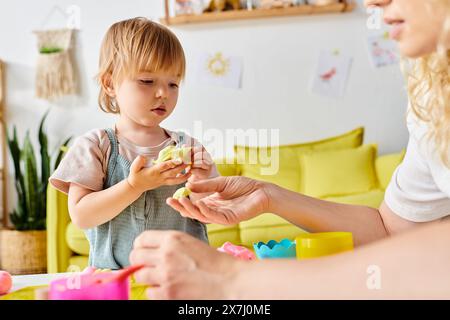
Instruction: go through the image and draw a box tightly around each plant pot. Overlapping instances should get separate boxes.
[0,229,47,275]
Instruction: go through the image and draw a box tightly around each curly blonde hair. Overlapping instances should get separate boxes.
[97,17,185,114]
[408,0,450,166]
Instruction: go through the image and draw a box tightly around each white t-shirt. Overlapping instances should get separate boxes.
[384,111,450,222]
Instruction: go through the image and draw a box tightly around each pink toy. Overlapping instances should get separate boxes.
[217,242,256,261]
[0,270,12,295]
[49,265,144,300]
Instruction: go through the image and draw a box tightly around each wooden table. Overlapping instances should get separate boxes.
[10,273,70,293]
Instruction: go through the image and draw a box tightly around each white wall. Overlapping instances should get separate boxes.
[0,0,409,219]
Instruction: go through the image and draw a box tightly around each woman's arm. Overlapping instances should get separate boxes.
[169,177,421,246]
[231,219,450,299]
[131,219,450,299]
[268,184,419,245]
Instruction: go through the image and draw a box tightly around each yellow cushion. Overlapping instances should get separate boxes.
[46,184,72,274]
[375,149,406,190]
[65,222,90,256]
[206,224,240,248]
[234,127,364,193]
[240,213,297,229]
[215,159,240,176]
[235,145,302,192]
[307,127,364,151]
[324,189,385,209]
[238,213,307,248]
[301,144,378,198]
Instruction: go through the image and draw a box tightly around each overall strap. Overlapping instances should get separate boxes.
[104,128,120,185]
[177,131,186,146]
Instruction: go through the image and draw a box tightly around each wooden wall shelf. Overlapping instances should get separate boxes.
[161,1,356,26]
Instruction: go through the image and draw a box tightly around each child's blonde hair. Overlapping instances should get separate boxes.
[408,0,450,166]
[97,17,186,113]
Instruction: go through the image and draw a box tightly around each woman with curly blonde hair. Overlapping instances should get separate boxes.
[130,0,450,299]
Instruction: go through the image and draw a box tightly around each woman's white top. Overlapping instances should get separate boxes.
[385,111,450,222]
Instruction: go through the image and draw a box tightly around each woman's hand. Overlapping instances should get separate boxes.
[166,176,273,225]
[127,155,191,194]
[130,230,240,299]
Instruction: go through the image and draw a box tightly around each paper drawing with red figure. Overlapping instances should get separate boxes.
[320,67,337,82]
[311,50,352,98]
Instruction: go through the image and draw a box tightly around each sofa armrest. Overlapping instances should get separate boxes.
[46,184,72,273]
[375,149,406,190]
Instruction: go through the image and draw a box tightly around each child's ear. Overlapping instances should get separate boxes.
[101,73,115,97]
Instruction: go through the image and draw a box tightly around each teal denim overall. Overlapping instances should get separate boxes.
[84,128,208,269]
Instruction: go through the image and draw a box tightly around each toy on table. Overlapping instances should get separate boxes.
[0,270,12,295]
[48,265,144,300]
[217,242,256,261]
[253,239,296,259]
[295,232,353,259]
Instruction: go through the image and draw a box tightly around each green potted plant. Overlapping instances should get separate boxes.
[0,111,70,275]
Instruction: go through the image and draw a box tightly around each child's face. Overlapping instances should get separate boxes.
[115,71,180,128]
[365,0,448,58]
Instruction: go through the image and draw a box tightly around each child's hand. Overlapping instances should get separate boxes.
[187,146,214,182]
[127,155,191,194]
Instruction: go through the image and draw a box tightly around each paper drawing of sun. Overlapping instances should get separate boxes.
[206,52,230,77]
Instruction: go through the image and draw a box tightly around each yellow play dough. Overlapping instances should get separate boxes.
[172,187,192,199]
[152,145,192,164]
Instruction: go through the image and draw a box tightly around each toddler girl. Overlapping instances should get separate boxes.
[50,17,218,269]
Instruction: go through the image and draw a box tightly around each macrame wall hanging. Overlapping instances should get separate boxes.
[33,28,77,100]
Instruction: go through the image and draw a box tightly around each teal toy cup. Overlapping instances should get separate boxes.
[253,239,296,259]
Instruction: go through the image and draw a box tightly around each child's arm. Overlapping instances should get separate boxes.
[68,180,142,229]
[68,155,190,229]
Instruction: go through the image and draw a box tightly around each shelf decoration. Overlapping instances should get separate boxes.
[174,0,208,15]
[205,0,241,12]
[162,0,356,26]
[259,0,297,9]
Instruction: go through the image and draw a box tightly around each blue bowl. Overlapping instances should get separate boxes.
[253,239,296,259]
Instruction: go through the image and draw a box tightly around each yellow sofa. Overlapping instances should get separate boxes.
[47,127,405,273]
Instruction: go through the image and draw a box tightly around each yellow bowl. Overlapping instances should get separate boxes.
[295,232,353,259]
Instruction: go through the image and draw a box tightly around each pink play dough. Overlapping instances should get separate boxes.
[0,271,12,295]
[217,242,256,261]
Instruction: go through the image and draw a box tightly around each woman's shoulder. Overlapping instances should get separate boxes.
[406,109,429,142]
[406,108,450,171]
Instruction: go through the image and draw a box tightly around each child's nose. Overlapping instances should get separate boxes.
[156,86,168,99]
